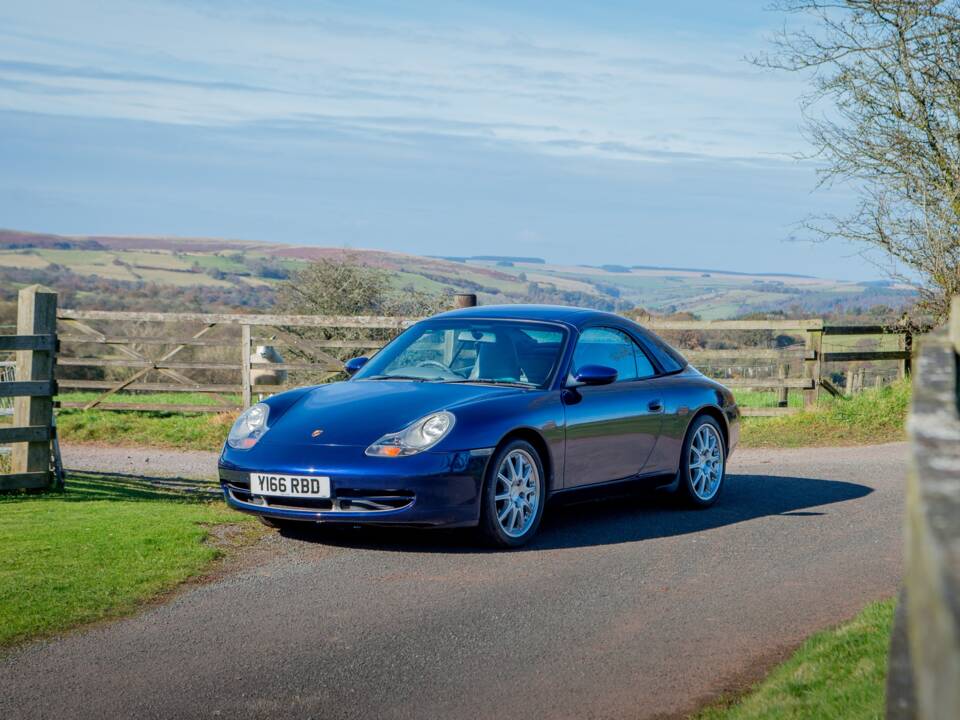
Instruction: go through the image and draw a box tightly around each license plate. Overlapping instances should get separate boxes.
[249,473,330,499]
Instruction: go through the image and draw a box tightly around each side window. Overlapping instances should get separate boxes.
[639,331,686,373]
[573,327,638,382]
[633,342,657,379]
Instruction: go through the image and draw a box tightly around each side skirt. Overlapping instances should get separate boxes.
[547,470,677,504]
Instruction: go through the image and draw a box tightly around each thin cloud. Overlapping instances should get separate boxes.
[0,0,807,162]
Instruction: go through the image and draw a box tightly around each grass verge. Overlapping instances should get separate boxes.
[58,390,242,407]
[740,380,910,448]
[0,473,260,649]
[696,599,895,720]
[56,408,233,451]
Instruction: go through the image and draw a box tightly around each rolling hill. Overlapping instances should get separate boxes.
[0,229,915,319]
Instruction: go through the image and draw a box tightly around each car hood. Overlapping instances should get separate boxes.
[266,380,522,447]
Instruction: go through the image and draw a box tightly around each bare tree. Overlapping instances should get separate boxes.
[279,254,446,318]
[277,254,446,378]
[279,254,392,317]
[758,0,960,320]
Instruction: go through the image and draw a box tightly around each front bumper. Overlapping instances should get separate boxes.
[219,444,492,527]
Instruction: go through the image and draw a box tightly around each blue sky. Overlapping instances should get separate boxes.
[0,1,878,280]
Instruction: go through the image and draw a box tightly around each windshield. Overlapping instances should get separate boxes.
[353,320,567,388]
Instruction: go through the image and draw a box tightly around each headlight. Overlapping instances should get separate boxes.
[365,411,455,457]
[227,402,271,449]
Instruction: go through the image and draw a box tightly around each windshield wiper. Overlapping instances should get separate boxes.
[360,374,430,382]
[439,379,537,388]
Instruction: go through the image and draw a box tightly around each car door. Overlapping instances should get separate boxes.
[562,326,665,488]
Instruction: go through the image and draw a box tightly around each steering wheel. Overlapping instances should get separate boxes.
[416,360,464,379]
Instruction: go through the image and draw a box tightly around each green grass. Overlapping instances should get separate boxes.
[696,599,895,720]
[56,408,233,450]
[740,380,910,448]
[59,390,241,407]
[734,390,804,409]
[0,473,260,648]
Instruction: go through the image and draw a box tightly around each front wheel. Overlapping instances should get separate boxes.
[677,416,726,507]
[479,440,546,548]
[258,515,306,531]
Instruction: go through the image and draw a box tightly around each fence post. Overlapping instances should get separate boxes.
[804,327,823,408]
[900,330,914,380]
[241,324,251,409]
[777,363,789,407]
[846,363,864,395]
[11,285,57,490]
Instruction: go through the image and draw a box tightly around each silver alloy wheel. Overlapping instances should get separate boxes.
[494,448,541,538]
[689,423,724,501]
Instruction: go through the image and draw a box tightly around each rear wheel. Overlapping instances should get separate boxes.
[479,440,545,548]
[677,416,726,507]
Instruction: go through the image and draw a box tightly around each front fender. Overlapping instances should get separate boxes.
[437,390,566,490]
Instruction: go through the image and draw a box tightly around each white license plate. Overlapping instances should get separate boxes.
[250,473,330,499]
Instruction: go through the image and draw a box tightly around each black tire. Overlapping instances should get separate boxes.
[258,515,307,531]
[676,415,726,508]
[479,439,546,548]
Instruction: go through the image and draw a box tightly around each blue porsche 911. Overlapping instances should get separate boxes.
[219,304,739,547]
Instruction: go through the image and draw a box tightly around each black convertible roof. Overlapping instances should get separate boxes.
[433,304,620,328]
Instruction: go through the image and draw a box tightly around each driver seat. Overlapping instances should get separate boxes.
[470,333,521,382]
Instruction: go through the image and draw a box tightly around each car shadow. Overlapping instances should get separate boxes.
[277,472,873,552]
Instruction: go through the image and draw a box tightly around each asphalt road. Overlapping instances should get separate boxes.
[2,443,906,720]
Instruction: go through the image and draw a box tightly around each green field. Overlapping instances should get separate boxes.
[183,251,254,274]
[697,599,895,719]
[388,269,455,294]
[0,473,260,648]
[113,250,193,270]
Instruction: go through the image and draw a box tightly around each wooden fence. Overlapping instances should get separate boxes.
[45,307,913,417]
[0,285,59,491]
[644,317,912,415]
[886,297,960,720]
[55,308,416,412]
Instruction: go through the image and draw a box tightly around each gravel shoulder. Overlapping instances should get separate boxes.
[61,444,221,481]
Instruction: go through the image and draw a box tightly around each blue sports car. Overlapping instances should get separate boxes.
[219,305,739,547]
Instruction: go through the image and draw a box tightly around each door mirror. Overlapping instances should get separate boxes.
[344,356,369,376]
[571,364,618,386]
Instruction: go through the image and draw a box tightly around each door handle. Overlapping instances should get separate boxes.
[648,399,663,413]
